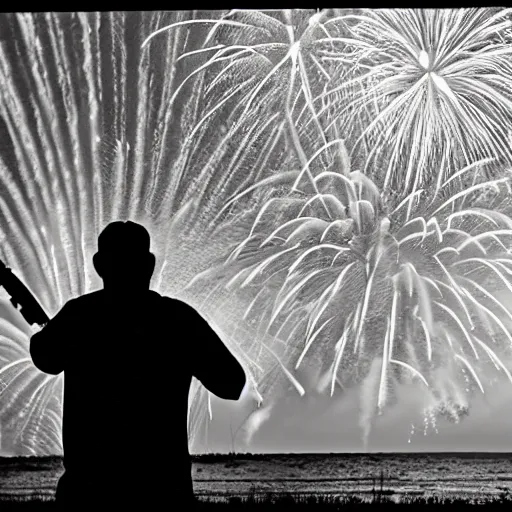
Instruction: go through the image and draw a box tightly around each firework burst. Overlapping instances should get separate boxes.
[314,8,512,196]
[192,137,512,442]
[143,9,363,176]
[0,11,274,455]
[2,8,512,455]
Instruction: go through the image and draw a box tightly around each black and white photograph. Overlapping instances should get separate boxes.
[1,8,512,509]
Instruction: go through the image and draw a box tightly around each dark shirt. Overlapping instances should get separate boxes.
[30,289,246,506]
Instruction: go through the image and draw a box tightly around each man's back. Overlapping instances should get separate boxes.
[30,288,246,506]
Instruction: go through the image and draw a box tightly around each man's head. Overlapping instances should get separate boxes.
[93,221,156,293]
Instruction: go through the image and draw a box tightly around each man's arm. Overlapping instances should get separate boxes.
[30,300,75,375]
[185,303,246,401]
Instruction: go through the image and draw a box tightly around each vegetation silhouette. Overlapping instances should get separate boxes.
[3,493,512,509]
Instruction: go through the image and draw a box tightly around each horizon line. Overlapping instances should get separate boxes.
[3,450,512,459]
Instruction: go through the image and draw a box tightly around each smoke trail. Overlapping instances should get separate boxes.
[359,357,382,452]
[243,401,275,445]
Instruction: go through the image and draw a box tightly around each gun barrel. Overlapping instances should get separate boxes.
[0,259,50,327]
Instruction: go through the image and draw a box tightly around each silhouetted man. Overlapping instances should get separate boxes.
[30,221,246,508]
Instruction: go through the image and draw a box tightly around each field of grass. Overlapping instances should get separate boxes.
[3,453,512,507]
[194,452,512,500]
[3,493,512,510]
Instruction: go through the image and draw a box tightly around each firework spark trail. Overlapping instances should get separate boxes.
[0,11,192,454]
[0,11,288,455]
[143,9,360,192]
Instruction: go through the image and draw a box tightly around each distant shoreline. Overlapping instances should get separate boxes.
[2,451,512,463]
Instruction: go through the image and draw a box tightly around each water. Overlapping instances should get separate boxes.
[1,453,512,502]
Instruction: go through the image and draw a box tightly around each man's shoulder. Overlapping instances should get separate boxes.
[63,291,202,318]
[156,294,197,316]
[66,290,103,307]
